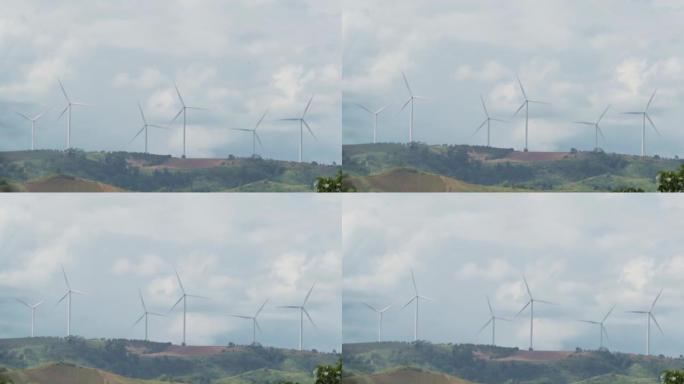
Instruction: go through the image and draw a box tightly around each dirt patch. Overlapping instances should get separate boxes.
[490,350,578,362]
[130,158,229,170]
[499,151,574,163]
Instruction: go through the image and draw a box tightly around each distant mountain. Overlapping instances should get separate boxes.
[0,337,338,384]
[342,341,682,384]
[0,150,339,192]
[343,143,684,192]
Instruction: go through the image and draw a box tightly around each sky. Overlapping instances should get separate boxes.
[343,194,684,357]
[343,0,684,158]
[0,194,342,352]
[0,1,340,164]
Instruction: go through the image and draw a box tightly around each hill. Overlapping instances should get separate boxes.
[0,337,338,384]
[342,341,682,384]
[342,143,684,192]
[343,367,474,384]
[0,362,170,384]
[0,150,339,192]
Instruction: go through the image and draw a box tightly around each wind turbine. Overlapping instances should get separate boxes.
[131,102,167,154]
[474,96,505,147]
[627,289,664,356]
[574,105,610,152]
[399,72,426,143]
[513,77,549,152]
[623,90,660,157]
[478,296,510,346]
[279,95,316,163]
[578,304,615,350]
[15,299,43,337]
[230,110,268,157]
[169,270,208,346]
[356,103,389,144]
[401,269,433,342]
[57,79,89,149]
[15,109,49,150]
[279,283,316,351]
[230,299,269,345]
[515,276,553,351]
[56,265,85,337]
[362,302,392,342]
[134,289,164,342]
[170,83,206,159]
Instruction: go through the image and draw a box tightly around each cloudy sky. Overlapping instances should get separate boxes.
[343,194,684,356]
[0,1,340,163]
[343,0,684,158]
[0,195,341,352]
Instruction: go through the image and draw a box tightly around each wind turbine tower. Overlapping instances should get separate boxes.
[16,299,43,337]
[280,95,316,162]
[573,105,610,151]
[579,304,615,350]
[171,83,206,159]
[478,296,510,346]
[628,289,664,355]
[230,110,268,157]
[515,276,553,351]
[401,269,433,341]
[57,80,89,149]
[169,270,208,346]
[624,90,660,157]
[363,302,392,342]
[134,289,164,341]
[356,104,389,144]
[399,72,426,143]
[280,283,316,351]
[513,77,549,152]
[230,299,269,345]
[475,96,505,147]
[16,109,49,150]
[56,265,85,337]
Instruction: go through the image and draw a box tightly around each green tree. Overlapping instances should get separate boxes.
[280,360,342,384]
[662,370,684,383]
[658,165,684,192]
[315,171,355,192]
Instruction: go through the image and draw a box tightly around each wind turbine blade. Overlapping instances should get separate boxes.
[399,98,412,113]
[646,114,661,136]
[279,118,301,121]
[602,304,616,323]
[35,109,51,121]
[651,313,664,335]
[255,299,269,318]
[597,105,611,124]
[148,312,165,317]
[355,103,373,114]
[186,294,209,300]
[375,104,390,114]
[186,106,207,110]
[522,276,532,298]
[578,320,600,325]
[362,302,379,312]
[70,102,90,107]
[302,94,314,118]
[174,83,185,106]
[646,89,657,110]
[401,296,417,310]
[148,124,168,130]
[515,301,531,318]
[651,289,663,311]
[130,126,146,144]
[56,292,69,305]
[70,289,86,295]
[473,119,487,135]
[169,296,184,312]
[61,266,71,290]
[255,319,263,333]
[302,120,317,140]
[487,296,494,317]
[15,298,30,308]
[480,95,489,117]
[401,72,413,96]
[15,111,30,120]
[279,305,300,309]
[137,102,147,124]
[602,326,610,342]
[57,105,69,120]
[230,314,252,320]
[513,102,526,117]
[303,308,317,328]
[410,269,418,294]
[174,269,185,293]
[303,283,316,306]
[573,121,595,126]
[58,79,70,102]
[535,299,555,305]
[33,301,44,308]
[379,305,392,313]
[528,100,550,105]
[517,77,527,99]
[623,112,643,115]
[598,126,607,142]
[255,110,268,130]
[254,132,263,148]
[138,289,147,312]
[133,313,145,326]
[477,318,493,335]
[418,295,435,302]
[626,310,648,314]
[170,108,184,124]
[230,128,253,132]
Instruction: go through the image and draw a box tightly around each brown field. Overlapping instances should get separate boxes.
[129,157,228,170]
[488,350,581,362]
[0,363,167,384]
[497,151,574,162]
[24,175,124,192]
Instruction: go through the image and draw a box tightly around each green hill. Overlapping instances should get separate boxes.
[342,341,683,384]
[343,367,474,384]
[0,337,338,384]
[342,143,683,192]
[0,150,339,192]
[0,362,171,384]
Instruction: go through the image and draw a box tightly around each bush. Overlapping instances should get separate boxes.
[658,165,684,192]
[662,370,684,383]
[315,171,355,192]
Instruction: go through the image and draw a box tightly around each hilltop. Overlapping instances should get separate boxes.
[0,150,339,192]
[342,143,684,192]
[0,337,338,383]
[342,341,684,383]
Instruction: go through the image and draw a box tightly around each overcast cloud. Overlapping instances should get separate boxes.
[0,194,341,352]
[0,1,340,163]
[343,194,684,356]
[343,0,684,158]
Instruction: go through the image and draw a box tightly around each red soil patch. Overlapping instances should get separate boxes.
[491,350,577,362]
[129,158,229,170]
[501,151,574,162]
[136,345,241,357]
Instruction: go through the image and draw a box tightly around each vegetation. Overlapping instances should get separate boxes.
[315,171,355,192]
[343,143,684,192]
[280,360,342,384]
[662,370,684,383]
[0,150,339,192]
[658,165,684,192]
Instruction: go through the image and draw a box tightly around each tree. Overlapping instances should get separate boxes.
[315,171,356,192]
[658,165,684,192]
[280,360,342,384]
[662,370,684,383]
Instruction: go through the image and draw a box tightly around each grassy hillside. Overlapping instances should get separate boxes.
[0,362,171,384]
[0,337,338,384]
[343,341,683,384]
[343,367,474,384]
[0,150,339,192]
[343,143,683,192]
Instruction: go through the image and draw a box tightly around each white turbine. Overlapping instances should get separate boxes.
[574,105,610,152]
[401,269,433,342]
[280,95,316,163]
[170,83,206,159]
[578,304,615,350]
[15,109,49,150]
[627,289,664,356]
[513,77,549,152]
[131,102,167,154]
[515,276,553,351]
[474,96,505,147]
[279,283,316,351]
[362,302,391,342]
[15,299,43,337]
[56,265,85,337]
[356,104,389,144]
[57,79,89,150]
[230,110,268,157]
[169,270,209,346]
[399,72,426,143]
[477,296,510,346]
[623,90,660,157]
[134,289,164,342]
[230,299,269,345]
